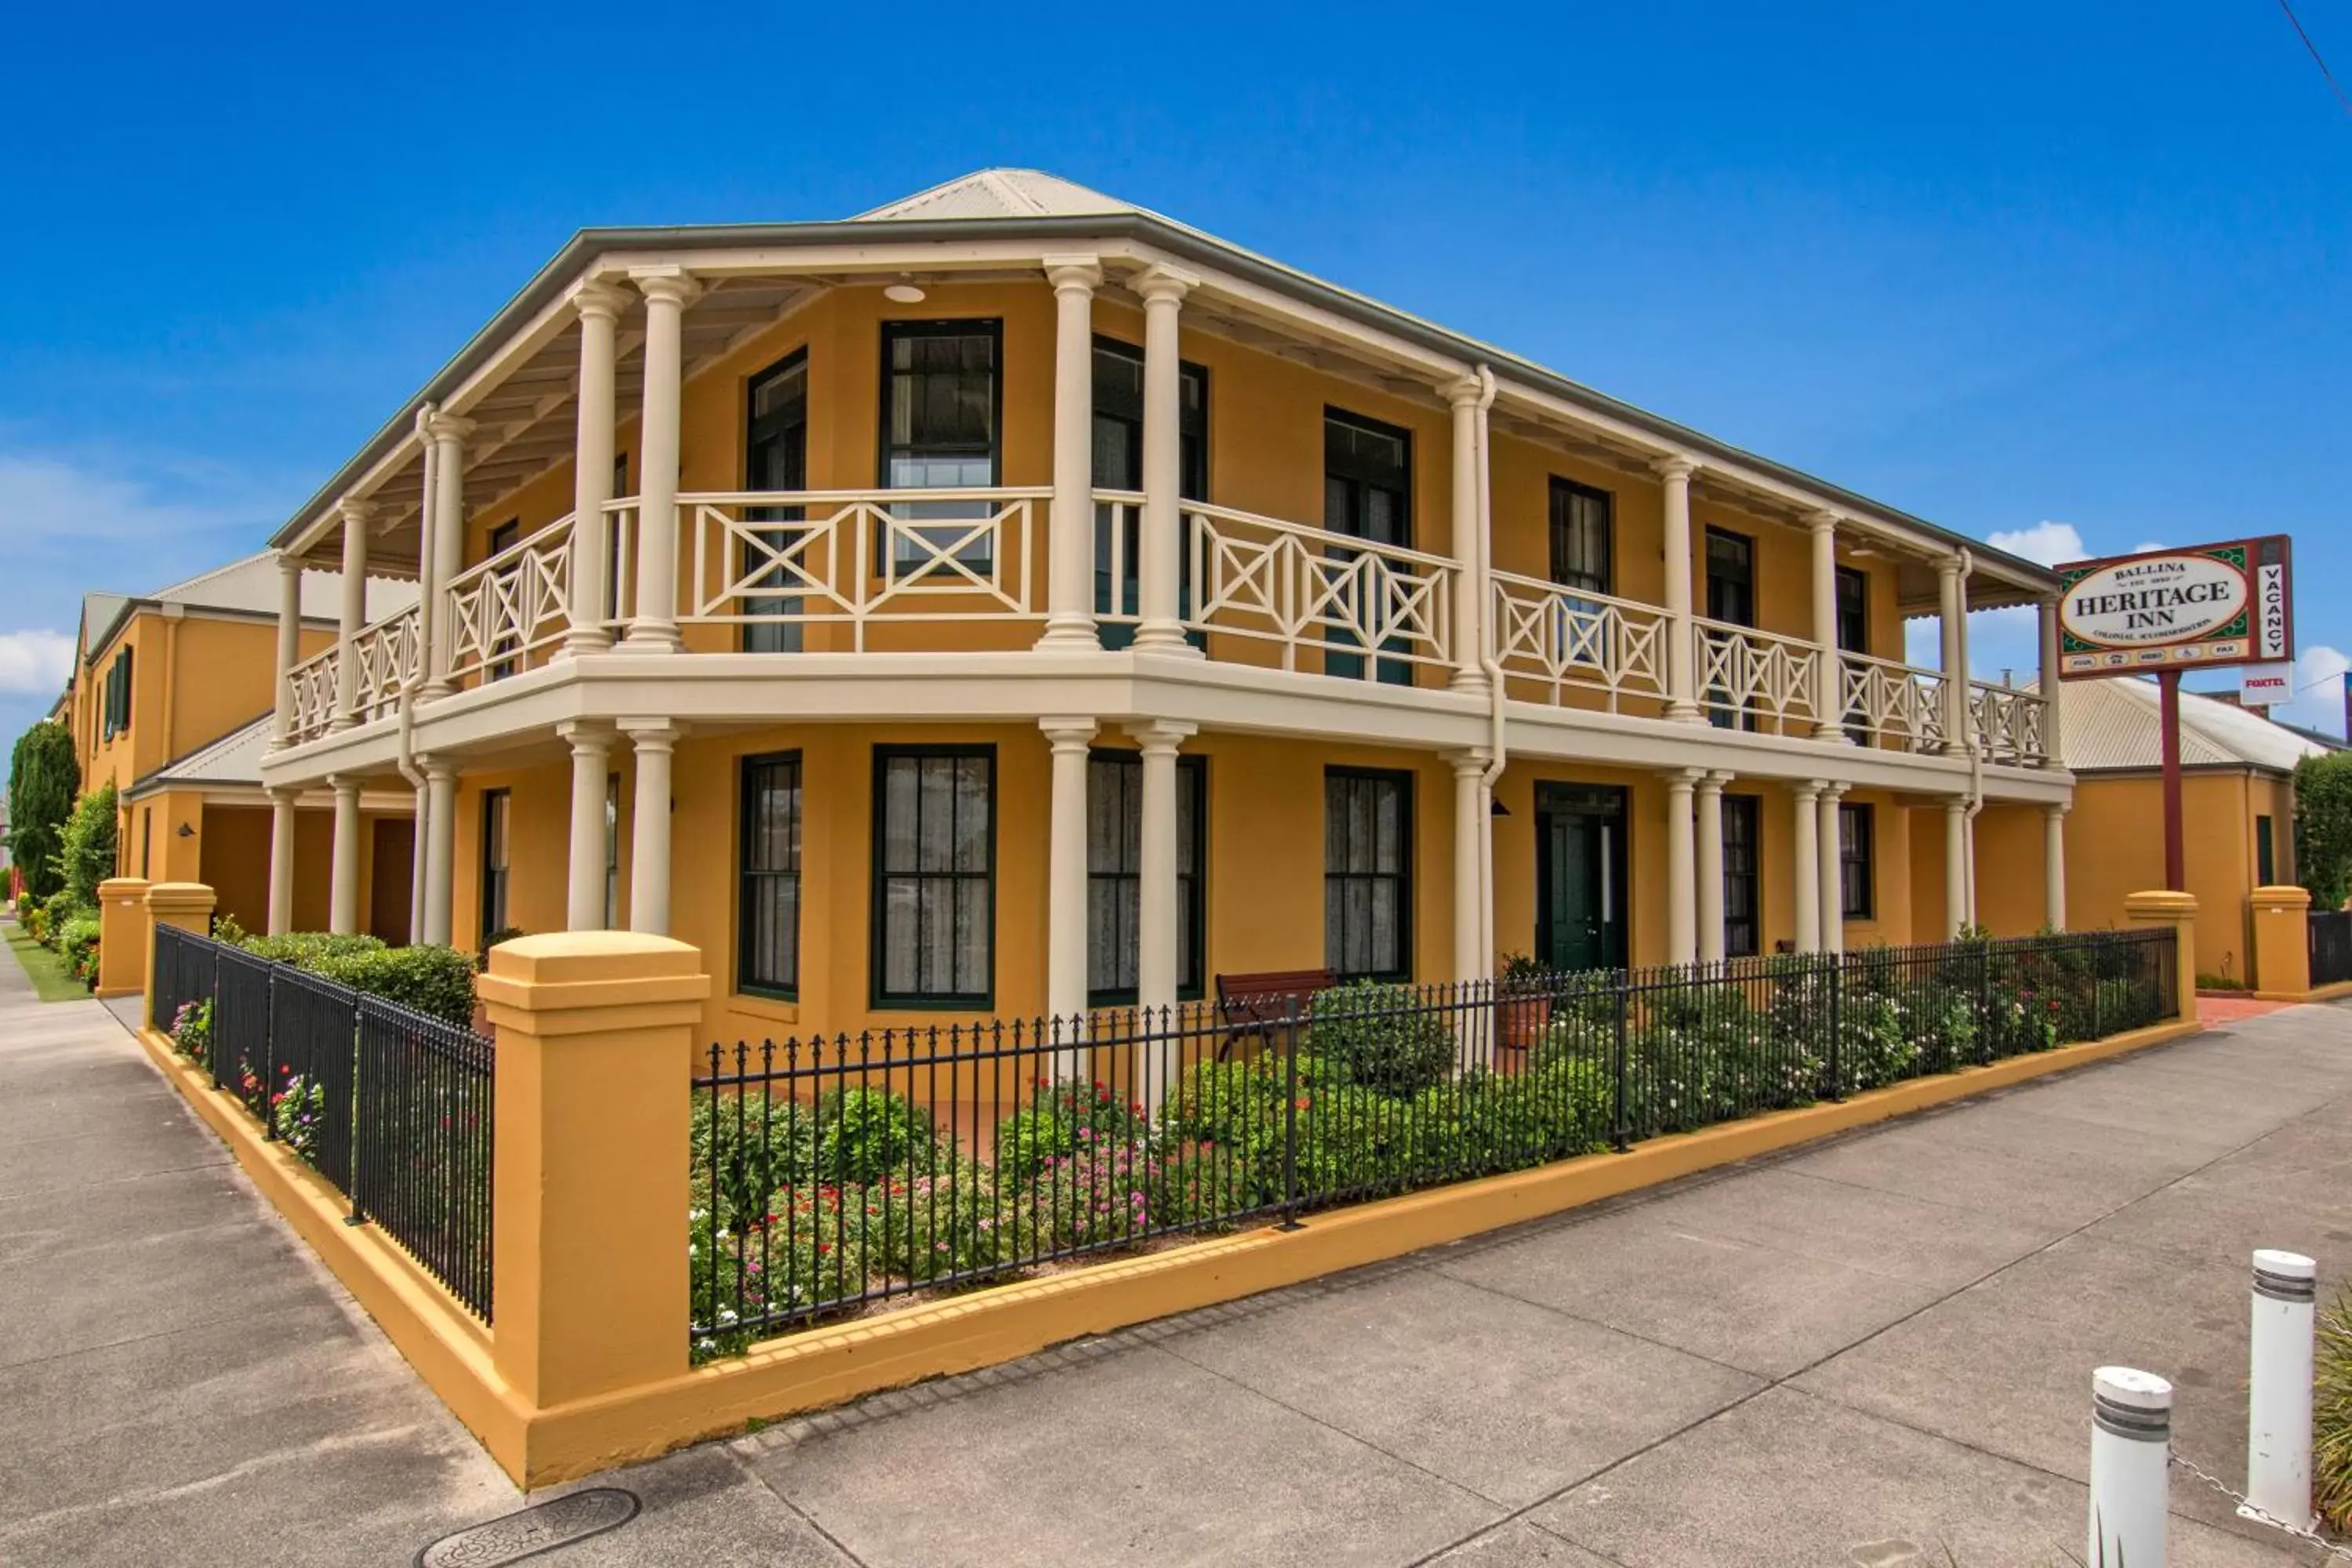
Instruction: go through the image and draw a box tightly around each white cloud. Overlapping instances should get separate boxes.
[1984,521,2085,568]
[0,629,73,695]
[0,452,278,552]
[2265,644,2350,739]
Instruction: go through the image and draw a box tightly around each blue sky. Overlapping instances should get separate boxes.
[4,0,2347,746]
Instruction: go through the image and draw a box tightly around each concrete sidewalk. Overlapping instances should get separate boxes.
[3,933,2347,1565]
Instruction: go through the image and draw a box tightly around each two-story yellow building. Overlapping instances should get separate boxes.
[63,554,416,935]
[252,169,2073,1044]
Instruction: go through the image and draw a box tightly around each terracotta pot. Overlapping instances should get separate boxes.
[1499,996,1552,1052]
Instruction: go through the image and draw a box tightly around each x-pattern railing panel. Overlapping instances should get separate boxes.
[1696,618,1819,727]
[1490,572,1668,709]
[350,607,422,722]
[1185,503,1454,673]
[445,517,577,683]
[285,648,339,743]
[1838,654,1947,753]
[1969,682,2047,765]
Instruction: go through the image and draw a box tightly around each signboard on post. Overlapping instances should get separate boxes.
[2240,663,2293,709]
[2055,536,2293,677]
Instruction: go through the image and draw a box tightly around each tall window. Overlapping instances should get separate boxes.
[479,789,511,941]
[1837,564,1871,742]
[485,518,521,681]
[738,753,803,997]
[1086,752,1207,1004]
[102,647,132,740]
[1548,478,1613,595]
[1704,528,1756,731]
[1325,768,1412,980]
[604,773,621,931]
[1323,409,1414,684]
[880,320,1000,575]
[742,350,809,652]
[873,747,995,1006]
[1839,801,1875,921]
[1092,336,1208,645]
[1722,794,1760,958]
[2257,813,2277,887]
[139,807,151,878]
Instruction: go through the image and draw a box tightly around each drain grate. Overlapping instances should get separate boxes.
[415,1487,641,1567]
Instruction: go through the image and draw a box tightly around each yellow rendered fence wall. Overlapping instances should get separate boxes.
[2065,771,2283,984]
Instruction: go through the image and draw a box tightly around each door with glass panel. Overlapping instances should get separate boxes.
[880,321,999,588]
[1323,409,1413,684]
[1536,782,1627,975]
[1704,526,1756,729]
[485,518,520,680]
[1721,794,1760,957]
[1548,478,1614,684]
[1835,564,1870,743]
[742,351,808,652]
[1091,337,1207,648]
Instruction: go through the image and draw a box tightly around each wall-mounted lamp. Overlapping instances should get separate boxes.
[176,822,195,838]
[883,281,927,304]
[1490,799,1512,818]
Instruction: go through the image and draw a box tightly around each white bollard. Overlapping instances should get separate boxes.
[2089,1366,2172,1568]
[2244,1248,2320,1533]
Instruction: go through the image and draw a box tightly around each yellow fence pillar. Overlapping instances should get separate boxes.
[94,877,152,998]
[2124,889,2200,1022]
[476,932,710,1415]
[141,882,216,1029]
[2249,884,2312,1000]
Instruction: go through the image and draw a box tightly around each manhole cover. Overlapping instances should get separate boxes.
[415,1487,641,1567]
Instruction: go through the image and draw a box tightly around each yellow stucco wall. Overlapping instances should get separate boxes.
[2063,769,2296,987]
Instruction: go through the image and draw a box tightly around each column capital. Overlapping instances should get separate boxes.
[1665,766,1704,791]
[274,548,304,581]
[567,278,633,321]
[1125,719,1197,753]
[2043,800,2070,819]
[1443,746,1494,778]
[1043,254,1104,292]
[423,410,476,445]
[1815,780,1849,802]
[1040,716,1098,752]
[336,496,376,531]
[1694,770,1730,797]
[420,753,459,782]
[1936,554,1964,583]
[1131,262,1199,303]
[1651,454,1700,483]
[629,266,702,309]
[327,772,361,797]
[556,718,615,750]
[1443,372,1486,408]
[1806,509,1841,535]
[619,717,683,749]
[412,401,440,441]
[266,784,299,807]
[1792,778,1826,803]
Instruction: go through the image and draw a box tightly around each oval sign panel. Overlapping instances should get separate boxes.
[2060,553,2250,650]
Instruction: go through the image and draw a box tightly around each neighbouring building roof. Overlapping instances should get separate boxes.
[79,552,418,662]
[2058,676,2336,775]
[856,169,1145,223]
[126,713,274,796]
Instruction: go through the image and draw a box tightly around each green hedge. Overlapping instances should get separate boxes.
[216,920,477,1029]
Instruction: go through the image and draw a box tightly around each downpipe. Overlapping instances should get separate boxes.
[1469,366,1504,972]
[1955,547,1984,928]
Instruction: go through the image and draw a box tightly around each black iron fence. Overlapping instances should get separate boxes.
[151,923,495,1322]
[691,927,2175,1352]
[2311,909,2352,989]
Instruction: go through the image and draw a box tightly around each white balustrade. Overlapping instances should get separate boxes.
[1694,619,1820,730]
[1970,681,2049,765]
[677,488,1047,649]
[445,515,579,684]
[1182,501,1455,675]
[1839,653,1947,753]
[1490,571,1668,710]
[349,606,422,723]
[285,647,339,744]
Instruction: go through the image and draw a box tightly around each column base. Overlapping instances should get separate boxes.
[1810,724,1852,743]
[1131,623,1203,658]
[1666,702,1705,724]
[615,626,683,654]
[1447,670,1492,695]
[555,633,616,661]
[1034,617,1103,652]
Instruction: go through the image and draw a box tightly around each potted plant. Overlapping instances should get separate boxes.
[1495,952,1552,1052]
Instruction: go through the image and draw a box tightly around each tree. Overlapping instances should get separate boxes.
[5,721,78,900]
[2295,750,2352,911]
[56,781,118,909]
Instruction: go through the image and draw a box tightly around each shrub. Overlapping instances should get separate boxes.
[5,720,77,901]
[2319,1283,2352,1532]
[691,1086,815,1225]
[1017,1136,1163,1251]
[690,1186,869,1359]
[2297,750,2352,911]
[1303,979,1455,1095]
[56,782,117,909]
[270,1070,328,1162]
[219,925,477,1029]
[477,926,526,969]
[169,999,212,1058]
[851,1160,1009,1283]
[993,1080,1149,1185]
[812,1087,939,1186]
[56,915,100,985]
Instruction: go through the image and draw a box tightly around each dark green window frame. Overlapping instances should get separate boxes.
[1085,750,1208,1006]
[1325,766,1414,982]
[1548,477,1613,596]
[2256,813,2277,887]
[877,318,1004,578]
[1722,793,1761,958]
[737,751,804,1000]
[1839,801,1876,921]
[870,744,997,1009]
[479,788,512,942]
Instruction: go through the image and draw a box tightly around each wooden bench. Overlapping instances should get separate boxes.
[1213,967,1334,1060]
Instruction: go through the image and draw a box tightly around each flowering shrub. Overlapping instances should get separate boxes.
[271,1070,328,1161]
[56,915,100,985]
[1303,980,1455,1094]
[169,999,212,1058]
[993,1080,1149,1185]
[813,1087,938,1186]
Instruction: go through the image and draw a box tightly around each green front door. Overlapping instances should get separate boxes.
[1536,783,1628,974]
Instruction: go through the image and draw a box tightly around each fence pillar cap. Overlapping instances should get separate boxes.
[144,881,216,916]
[96,877,151,906]
[477,931,710,1033]
[2122,890,2199,921]
[2250,884,2312,909]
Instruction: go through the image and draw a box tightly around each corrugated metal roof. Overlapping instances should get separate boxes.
[128,712,273,794]
[2056,676,2333,774]
[856,169,1142,222]
[80,553,419,661]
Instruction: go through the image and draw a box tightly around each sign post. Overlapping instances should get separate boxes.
[2057,536,2294,895]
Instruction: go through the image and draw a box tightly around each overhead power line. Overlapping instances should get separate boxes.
[2277,0,2352,118]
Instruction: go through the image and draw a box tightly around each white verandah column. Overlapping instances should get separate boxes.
[1038,257,1102,652]
[1817,784,1849,954]
[331,501,372,730]
[624,720,680,934]
[1446,376,1490,695]
[1131,265,1199,656]
[1130,720,1195,1017]
[2044,803,2068,931]
[1791,780,1823,953]
[561,720,614,931]
[1449,750,1490,986]
[423,413,472,697]
[1938,557,1967,755]
[423,757,458,946]
[1809,511,1846,741]
[1944,795,1970,938]
[270,551,302,750]
[565,281,630,656]
[1041,718,1098,1062]
[622,268,698,653]
[1657,457,1702,723]
[267,786,297,936]
[328,775,361,935]
[1665,768,1700,964]
[1696,771,1729,964]
[2038,593,2064,766]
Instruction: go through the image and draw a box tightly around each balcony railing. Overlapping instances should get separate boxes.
[1694,619,1820,733]
[677,488,1047,647]
[274,485,2053,768]
[1490,572,1668,710]
[1839,653,1946,754]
